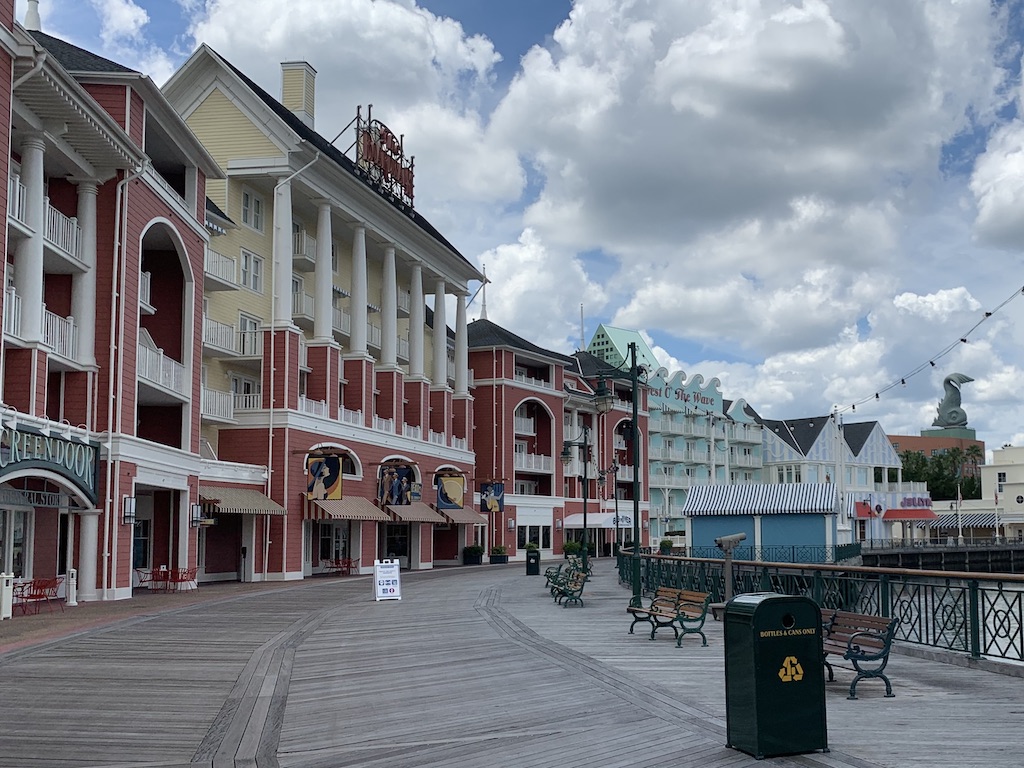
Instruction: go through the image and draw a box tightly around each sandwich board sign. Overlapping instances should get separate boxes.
[374,559,402,601]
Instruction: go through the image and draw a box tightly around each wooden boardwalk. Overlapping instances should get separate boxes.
[0,562,1022,767]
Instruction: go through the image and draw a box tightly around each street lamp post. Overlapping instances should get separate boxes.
[561,425,592,573]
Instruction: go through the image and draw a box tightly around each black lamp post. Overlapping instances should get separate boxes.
[560,425,592,572]
[599,462,620,548]
[594,341,644,604]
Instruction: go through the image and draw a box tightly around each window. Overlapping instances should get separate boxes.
[241,188,264,231]
[998,472,1007,483]
[331,241,339,273]
[238,313,261,355]
[240,249,263,293]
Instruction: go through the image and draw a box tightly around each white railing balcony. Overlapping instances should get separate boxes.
[332,306,351,334]
[200,386,234,420]
[203,315,237,353]
[397,288,411,314]
[139,271,152,308]
[451,435,467,451]
[238,329,262,356]
[373,415,394,433]
[234,393,262,411]
[397,333,410,360]
[339,406,363,425]
[875,481,929,494]
[205,249,238,285]
[513,371,553,389]
[44,198,81,258]
[137,344,186,396]
[8,174,25,223]
[733,454,762,468]
[429,430,446,446]
[43,308,77,359]
[293,231,316,263]
[514,452,553,472]
[684,449,710,463]
[4,286,21,338]
[299,339,308,369]
[403,423,422,440]
[291,291,314,318]
[299,395,327,418]
[650,473,691,489]
[616,465,635,482]
[514,416,536,435]
[367,322,382,348]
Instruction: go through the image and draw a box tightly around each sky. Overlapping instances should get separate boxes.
[23,0,1024,454]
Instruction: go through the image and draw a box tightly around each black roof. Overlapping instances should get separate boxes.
[205,197,233,224]
[468,319,575,366]
[757,415,880,457]
[842,422,876,457]
[214,49,469,266]
[30,31,137,74]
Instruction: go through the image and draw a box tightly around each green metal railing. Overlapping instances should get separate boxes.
[617,550,1024,662]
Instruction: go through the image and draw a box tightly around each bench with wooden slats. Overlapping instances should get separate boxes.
[821,609,899,699]
[627,588,711,647]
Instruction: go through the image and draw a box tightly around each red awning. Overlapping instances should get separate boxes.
[854,501,874,519]
[883,508,938,521]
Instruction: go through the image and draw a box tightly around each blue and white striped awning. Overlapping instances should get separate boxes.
[680,483,837,516]
[917,512,997,529]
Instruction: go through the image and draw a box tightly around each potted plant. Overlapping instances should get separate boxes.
[489,545,509,564]
[562,540,581,558]
[659,538,673,555]
[524,541,539,550]
[463,544,484,565]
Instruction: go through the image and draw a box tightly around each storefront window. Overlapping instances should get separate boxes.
[12,510,25,578]
[133,519,151,569]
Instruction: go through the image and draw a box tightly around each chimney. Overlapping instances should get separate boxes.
[25,0,41,31]
[281,61,316,129]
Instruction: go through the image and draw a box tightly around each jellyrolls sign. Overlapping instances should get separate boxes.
[0,426,99,505]
[435,473,465,510]
[306,454,342,500]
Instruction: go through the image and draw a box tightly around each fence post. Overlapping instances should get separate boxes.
[880,574,890,618]
[969,580,982,660]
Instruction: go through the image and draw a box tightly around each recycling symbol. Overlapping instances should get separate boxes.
[778,656,804,682]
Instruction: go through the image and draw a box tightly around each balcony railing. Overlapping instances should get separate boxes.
[514,416,536,435]
[332,306,351,334]
[4,287,21,338]
[292,291,314,318]
[451,436,468,451]
[8,174,25,223]
[298,395,327,418]
[514,452,553,472]
[397,288,411,314]
[200,386,234,420]
[373,415,394,433]
[43,308,77,359]
[205,249,238,285]
[403,423,422,440]
[397,334,410,360]
[234,393,262,411]
[367,322,382,348]
[513,371,553,389]
[650,473,691,489]
[339,406,363,425]
[429,430,446,446]
[137,344,186,396]
[238,330,262,356]
[293,231,316,263]
[44,199,81,258]
[139,271,152,308]
[203,315,236,353]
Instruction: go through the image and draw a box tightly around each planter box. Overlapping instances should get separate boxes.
[489,554,509,564]
[463,553,483,565]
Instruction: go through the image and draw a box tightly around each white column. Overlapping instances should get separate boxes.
[14,134,45,342]
[350,225,368,354]
[273,178,293,325]
[432,279,447,387]
[381,245,398,368]
[314,201,333,340]
[77,512,99,602]
[409,263,424,377]
[454,293,468,395]
[71,180,98,366]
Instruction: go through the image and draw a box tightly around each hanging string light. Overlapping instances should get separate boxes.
[834,284,1024,415]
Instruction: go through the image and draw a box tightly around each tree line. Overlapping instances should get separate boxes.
[898,444,984,502]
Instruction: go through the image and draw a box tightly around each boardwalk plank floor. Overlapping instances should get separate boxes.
[1,562,1022,767]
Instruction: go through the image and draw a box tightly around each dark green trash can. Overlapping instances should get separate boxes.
[724,593,828,759]
[525,549,541,575]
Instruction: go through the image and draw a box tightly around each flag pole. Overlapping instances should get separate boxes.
[956,482,964,546]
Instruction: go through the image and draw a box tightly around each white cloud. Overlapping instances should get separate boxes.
[90,0,148,43]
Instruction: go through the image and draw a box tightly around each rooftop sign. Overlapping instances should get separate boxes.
[355,105,414,208]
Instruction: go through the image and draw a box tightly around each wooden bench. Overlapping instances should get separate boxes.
[13,576,64,615]
[821,609,899,699]
[550,565,589,608]
[627,588,711,647]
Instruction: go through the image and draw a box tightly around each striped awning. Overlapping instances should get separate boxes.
[919,512,998,529]
[680,483,836,516]
[388,502,447,523]
[199,486,286,515]
[439,506,488,525]
[306,498,390,521]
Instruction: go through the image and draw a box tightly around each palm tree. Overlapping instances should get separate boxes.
[965,444,984,476]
